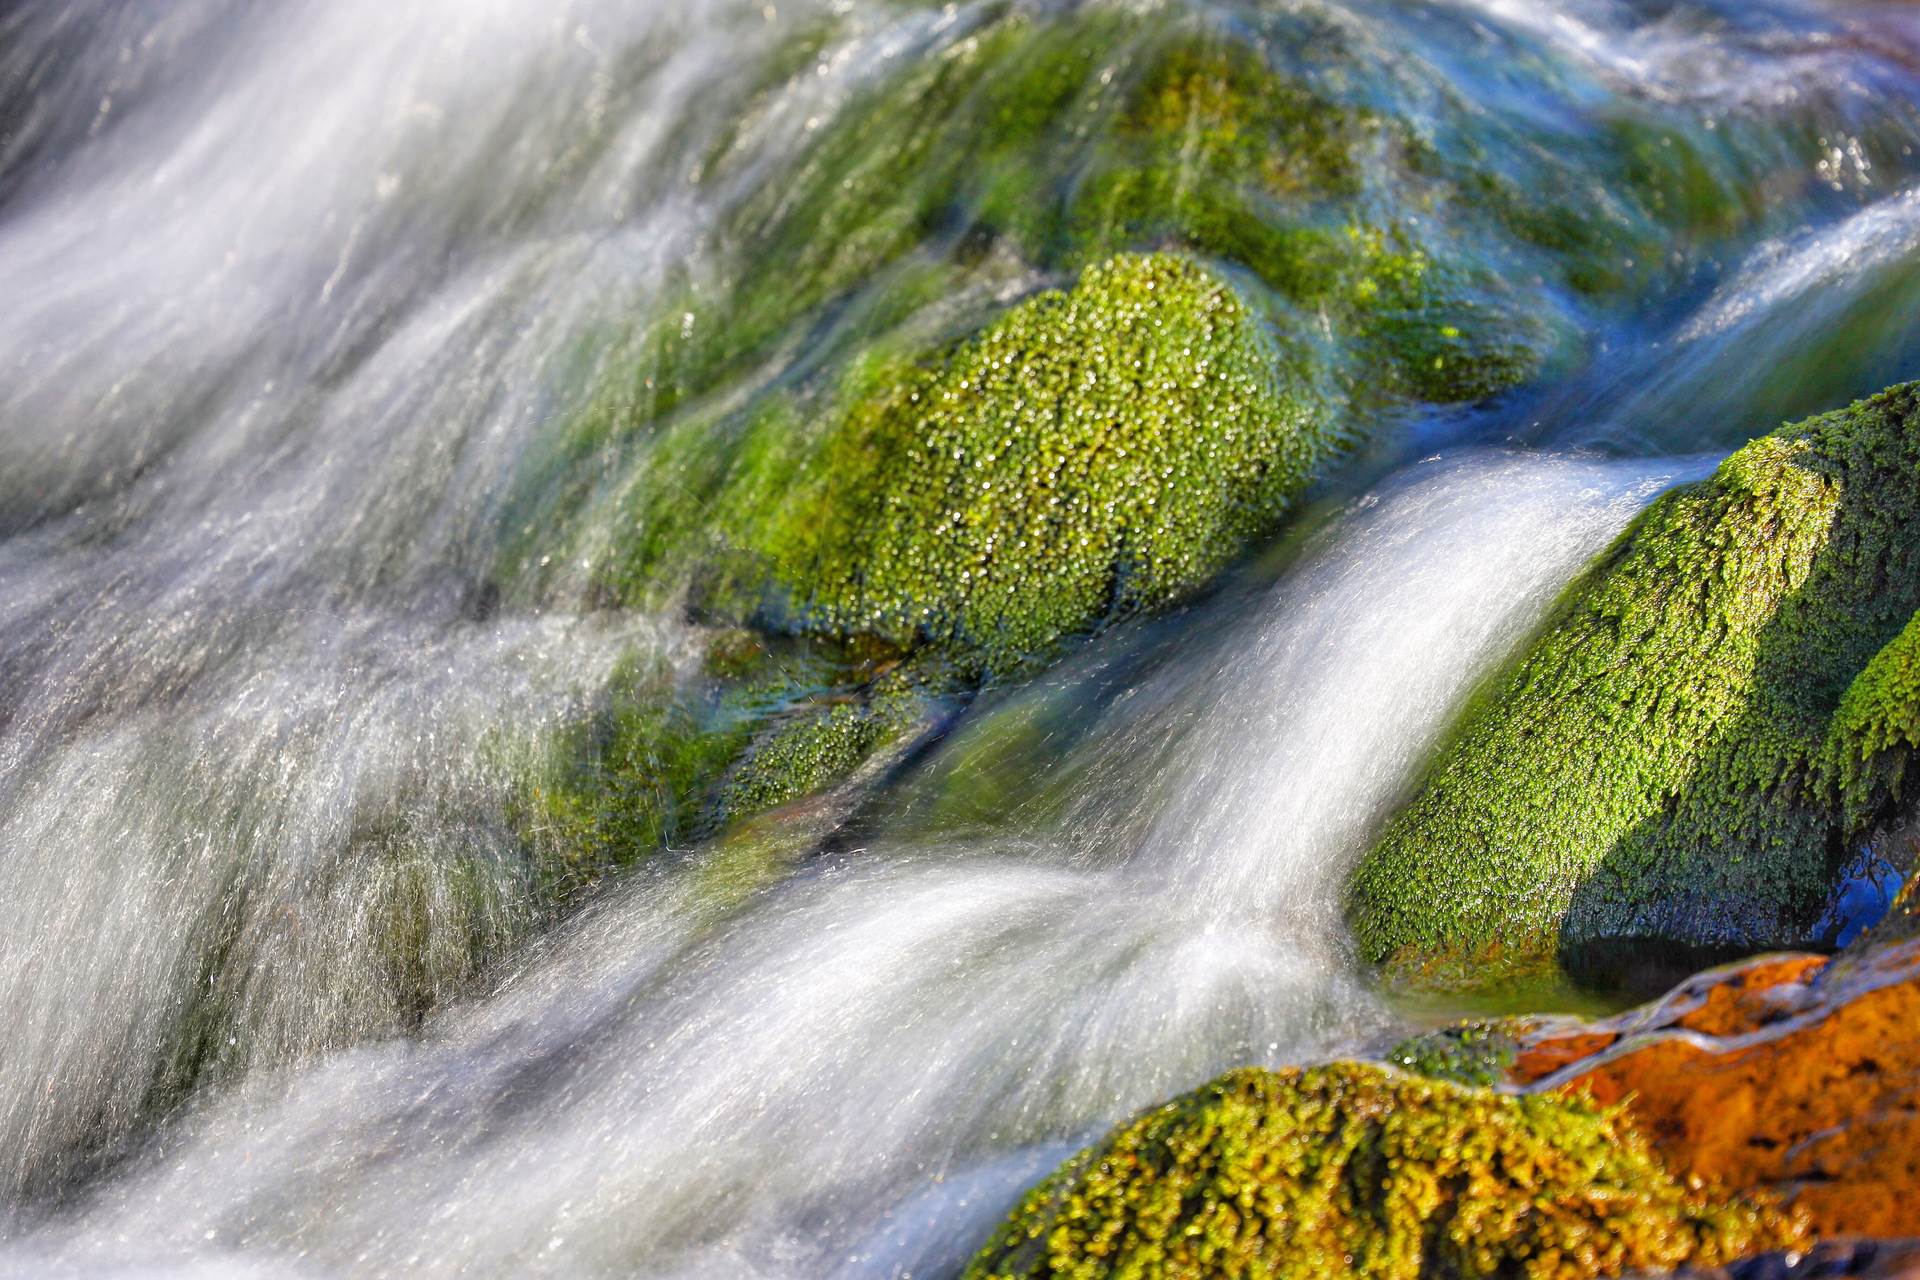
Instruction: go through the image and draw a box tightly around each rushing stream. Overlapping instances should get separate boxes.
[3,451,1679,1279]
[3,0,1920,1276]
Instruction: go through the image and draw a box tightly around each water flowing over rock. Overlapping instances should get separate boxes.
[6,0,1920,1275]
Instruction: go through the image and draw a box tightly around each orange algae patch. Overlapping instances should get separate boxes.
[1513,939,1920,1237]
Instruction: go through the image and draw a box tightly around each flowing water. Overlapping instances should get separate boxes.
[2,1,1918,1276]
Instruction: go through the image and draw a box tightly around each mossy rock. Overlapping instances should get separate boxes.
[495,1,1832,876]
[511,659,750,904]
[519,252,1327,868]
[1350,381,1920,978]
[568,252,1334,669]
[964,1062,1800,1280]
[762,252,1334,671]
[1386,1020,1520,1088]
[506,3,1827,633]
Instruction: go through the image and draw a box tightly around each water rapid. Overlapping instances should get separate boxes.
[4,0,1920,1275]
[3,452,1677,1278]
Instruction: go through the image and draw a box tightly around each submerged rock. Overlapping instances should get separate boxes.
[1506,935,1920,1240]
[964,1061,1799,1280]
[1350,381,1920,978]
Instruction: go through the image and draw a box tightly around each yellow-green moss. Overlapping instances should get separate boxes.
[767,253,1331,670]
[965,1062,1800,1280]
[1350,382,1920,976]
[1387,1021,1520,1088]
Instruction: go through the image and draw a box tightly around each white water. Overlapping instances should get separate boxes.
[2,0,1918,1274]
[1,452,1675,1279]
[0,0,909,1202]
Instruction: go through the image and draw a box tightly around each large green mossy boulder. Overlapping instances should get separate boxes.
[538,253,1336,671]
[1350,382,1920,979]
[964,1062,1798,1280]
[753,253,1331,669]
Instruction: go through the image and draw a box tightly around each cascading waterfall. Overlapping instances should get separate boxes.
[4,0,1920,1276]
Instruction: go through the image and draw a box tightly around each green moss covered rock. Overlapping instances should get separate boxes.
[767,253,1330,669]
[1386,1020,1521,1088]
[577,251,1334,676]
[1350,382,1920,977]
[965,1062,1799,1280]
[718,664,939,819]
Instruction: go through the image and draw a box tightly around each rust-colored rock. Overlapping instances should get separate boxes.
[1510,938,1920,1238]
[1509,953,1829,1086]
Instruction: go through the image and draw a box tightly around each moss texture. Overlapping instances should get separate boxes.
[568,251,1332,678]
[719,667,936,818]
[965,1062,1800,1280]
[1387,1021,1520,1089]
[1350,382,1920,977]
[767,253,1330,670]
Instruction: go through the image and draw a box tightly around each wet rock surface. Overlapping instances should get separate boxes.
[1509,936,1920,1238]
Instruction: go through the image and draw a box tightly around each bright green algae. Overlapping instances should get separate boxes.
[765,253,1328,670]
[1350,381,1920,978]
[964,1062,1799,1280]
